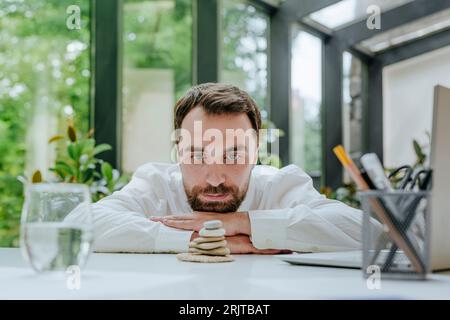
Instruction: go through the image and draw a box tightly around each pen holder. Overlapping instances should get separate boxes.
[358,190,430,280]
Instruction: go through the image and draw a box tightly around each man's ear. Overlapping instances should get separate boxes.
[172,128,192,165]
[171,142,180,163]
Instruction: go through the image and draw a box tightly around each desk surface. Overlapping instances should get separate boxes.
[1,248,450,299]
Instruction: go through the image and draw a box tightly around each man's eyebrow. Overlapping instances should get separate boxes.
[183,146,203,152]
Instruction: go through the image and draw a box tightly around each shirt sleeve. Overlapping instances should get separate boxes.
[247,165,383,252]
[66,165,193,253]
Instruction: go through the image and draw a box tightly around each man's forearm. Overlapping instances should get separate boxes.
[152,211,252,236]
[230,212,251,235]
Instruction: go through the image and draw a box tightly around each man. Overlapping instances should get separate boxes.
[86,83,365,254]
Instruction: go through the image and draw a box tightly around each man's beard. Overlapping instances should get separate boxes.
[185,183,247,213]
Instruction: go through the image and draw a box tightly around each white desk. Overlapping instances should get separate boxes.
[1,248,450,299]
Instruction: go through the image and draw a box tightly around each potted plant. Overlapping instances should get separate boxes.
[28,124,129,202]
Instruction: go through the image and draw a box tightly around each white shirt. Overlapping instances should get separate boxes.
[79,163,368,253]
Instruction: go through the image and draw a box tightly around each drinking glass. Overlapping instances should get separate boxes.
[20,183,93,273]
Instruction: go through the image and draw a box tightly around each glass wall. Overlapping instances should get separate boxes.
[342,51,363,160]
[0,0,91,247]
[290,28,322,175]
[219,0,270,117]
[121,0,192,172]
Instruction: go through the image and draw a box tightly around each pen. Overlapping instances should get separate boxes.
[333,145,424,273]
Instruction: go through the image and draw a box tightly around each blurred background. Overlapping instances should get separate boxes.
[1,0,450,246]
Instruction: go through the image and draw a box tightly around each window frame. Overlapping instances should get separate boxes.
[90,0,450,189]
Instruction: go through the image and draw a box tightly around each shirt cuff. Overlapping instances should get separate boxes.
[248,209,290,249]
[154,224,194,253]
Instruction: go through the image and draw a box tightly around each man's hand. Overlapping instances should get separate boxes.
[150,211,251,236]
[190,231,200,242]
[152,213,291,255]
[190,232,286,254]
[225,235,288,254]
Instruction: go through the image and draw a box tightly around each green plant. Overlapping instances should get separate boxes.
[31,124,129,202]
[386,132,431,186]
[323,133,433,208]
[0,0,91,247]
[412,131,431,168]
[258,119,284,168]
[321,183,361,209]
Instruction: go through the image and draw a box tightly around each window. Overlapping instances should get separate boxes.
[356,7,450,54]
[0,0,91,247]
[290,28,322,175]
[219,0,270,117]
[305,0,414,31]
[342,51,364,160]
[121,0,192,172]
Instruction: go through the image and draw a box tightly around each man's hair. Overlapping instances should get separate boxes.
[173,83,262,132]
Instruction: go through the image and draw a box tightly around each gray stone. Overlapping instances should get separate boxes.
[193,236,225,244]
[190,240,227,250]
[199,228,225,237]
[204,220,223,230]
[176,253,234,263]
[189,247,230,256]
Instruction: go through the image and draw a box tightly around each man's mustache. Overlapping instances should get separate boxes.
[187,183,246,213]
[194,184,238,196]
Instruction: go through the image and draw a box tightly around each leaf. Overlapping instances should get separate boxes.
[413,139,426,164]
[76,139,86,153]
[81,139,96,154]
[413,139,421,156]
[16,175,28,185]
[93,171,102,179]
[320,186,333,198]
[31,170,42,183]
[67,125,77,142]
[86,128,95,138]
[67,144,77,161]
[54,161,75,176]
[81,168,94,184]
[48,135,64,144]
[49,167,66,181]
[101,162,113,182]
[93,144,112,156]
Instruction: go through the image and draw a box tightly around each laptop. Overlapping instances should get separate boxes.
[278,250,412,269]
[278,85,450,271]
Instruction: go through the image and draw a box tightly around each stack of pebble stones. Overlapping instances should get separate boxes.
[176,220,234,263]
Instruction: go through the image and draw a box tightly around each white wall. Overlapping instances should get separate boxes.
[25,77,58,180]
[122,68,174,173]
[383,45,450,168]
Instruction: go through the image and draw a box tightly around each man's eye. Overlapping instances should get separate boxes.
[225,152,242,162]
[191,152,203,160]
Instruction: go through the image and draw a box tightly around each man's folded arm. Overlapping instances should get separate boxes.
[248,201,365,253]
[89,203,193,253]
[66,174,194,253]
[247,165,383,253]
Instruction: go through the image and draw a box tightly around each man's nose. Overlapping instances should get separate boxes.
[205,166,226,187]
